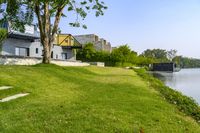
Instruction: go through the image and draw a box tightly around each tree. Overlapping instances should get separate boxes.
[167,49,177,61]
[172,56,182,66]
[141,49,169,62]
[0,28,8,54]
[77,42,96,61]
[0,0,107,63]
[110,45,133,65]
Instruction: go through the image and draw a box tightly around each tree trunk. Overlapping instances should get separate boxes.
[34,2,64,64]
[41,30,53,63]
[42,40,51,64]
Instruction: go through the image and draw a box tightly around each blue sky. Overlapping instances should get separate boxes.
[59,0,200,58]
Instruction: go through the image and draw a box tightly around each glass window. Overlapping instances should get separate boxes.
[36,48,38,54]
[15,47,29,57]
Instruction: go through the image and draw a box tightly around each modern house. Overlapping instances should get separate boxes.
[0,23,81,60]
[74,34,112,53]
[54,34,82,60]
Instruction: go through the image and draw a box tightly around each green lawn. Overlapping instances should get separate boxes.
[0,64,199,132]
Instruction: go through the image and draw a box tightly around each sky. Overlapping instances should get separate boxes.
[59,0,200,58]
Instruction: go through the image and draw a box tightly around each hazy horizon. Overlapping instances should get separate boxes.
[59,0,200,58]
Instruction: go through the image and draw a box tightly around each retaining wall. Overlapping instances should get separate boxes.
[0,56,90,66]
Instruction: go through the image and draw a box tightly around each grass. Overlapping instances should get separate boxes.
[134,68,200,123]
[0,64,199,132]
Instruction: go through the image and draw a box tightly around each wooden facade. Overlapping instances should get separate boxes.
[55,34,82,49]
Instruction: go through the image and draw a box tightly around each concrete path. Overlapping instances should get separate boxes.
[0,93,29,102]
[0,86,13,91]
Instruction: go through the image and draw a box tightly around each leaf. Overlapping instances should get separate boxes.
[82,24,87,29]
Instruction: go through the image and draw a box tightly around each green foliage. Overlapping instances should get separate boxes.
[141,49,170,62]
[0,28,7,43]
[77,44,141,67]
[0,0,33,32]
[135,56,155,66]
[0,28,8,52]
[173,56,200,68]
[0,0,107,30]
[77,43,111,64]
[77,43,96,61]
[78,44,195,68]
[134,68,200,123]
[111,45,132,63]
[167,49,177,61]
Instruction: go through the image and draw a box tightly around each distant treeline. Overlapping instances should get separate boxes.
[173,56,200,68]
[77,43,200,68]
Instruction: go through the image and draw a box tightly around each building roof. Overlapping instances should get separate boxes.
[8,32,40,41]
[56,34,82,49]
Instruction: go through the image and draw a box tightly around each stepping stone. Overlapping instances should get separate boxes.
[0,93,29,102]
[0,86,13,91]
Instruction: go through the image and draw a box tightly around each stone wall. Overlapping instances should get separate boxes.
[0,57,42,65]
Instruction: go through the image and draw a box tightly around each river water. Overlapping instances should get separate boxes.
[151,69,200,104]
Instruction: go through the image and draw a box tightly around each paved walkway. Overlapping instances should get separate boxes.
[0,86,13,90]
[0,86,29,102]
[0,93,29,102]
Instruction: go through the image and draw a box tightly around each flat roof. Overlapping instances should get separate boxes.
[8,33,40,41]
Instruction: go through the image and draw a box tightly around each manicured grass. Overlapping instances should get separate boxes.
[0,64,199,132]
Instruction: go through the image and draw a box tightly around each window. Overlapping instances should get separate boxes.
[62,53,68,60]
[42,50,44,56]
[36,48,38,54]
[56,54,58,59]
[27,48,30,56]
[51,51,53,58]
[15,47,29,57]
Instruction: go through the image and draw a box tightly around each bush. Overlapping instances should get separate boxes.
[77,44,143,67]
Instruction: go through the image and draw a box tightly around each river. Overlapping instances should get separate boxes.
[151,68,200,104]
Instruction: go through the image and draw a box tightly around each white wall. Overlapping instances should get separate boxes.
[2,38,76,60]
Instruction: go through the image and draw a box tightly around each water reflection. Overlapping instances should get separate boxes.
[151,69,200,104]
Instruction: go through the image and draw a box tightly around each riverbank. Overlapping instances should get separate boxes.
[0,64,199,132]
[151,68,200,104]
[134,68,200,123]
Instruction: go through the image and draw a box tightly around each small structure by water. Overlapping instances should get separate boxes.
[152,63,180,72]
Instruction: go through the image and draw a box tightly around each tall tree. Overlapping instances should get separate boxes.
[141,49,169,62]
[111,45,132,64]
[167,49,177,61]
[0,0,107,63]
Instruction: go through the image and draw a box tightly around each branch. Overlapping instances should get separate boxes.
[34,3,44,41]
[44,2,50,37]
[51,5,65,41]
